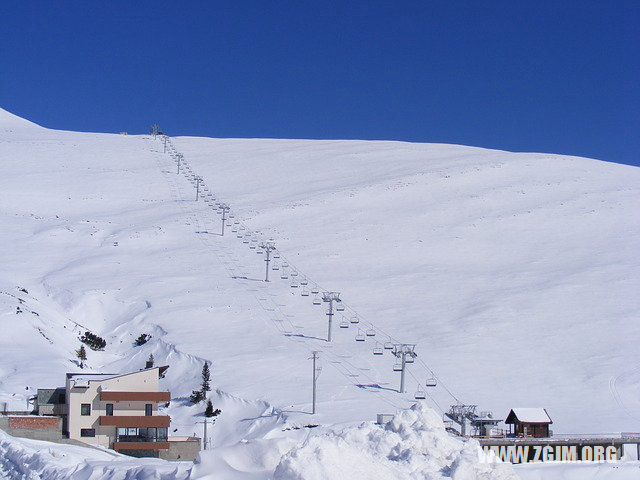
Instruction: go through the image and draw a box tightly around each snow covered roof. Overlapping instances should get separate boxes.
[505,408,552,424]
[66,366,169,387]
[67,373,119,387]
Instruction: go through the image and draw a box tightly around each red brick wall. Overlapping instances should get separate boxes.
[9,416,59,429]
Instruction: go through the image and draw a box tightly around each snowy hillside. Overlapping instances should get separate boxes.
[0,107,639,477]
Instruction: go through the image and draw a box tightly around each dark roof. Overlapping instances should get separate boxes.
[36,388,65,405]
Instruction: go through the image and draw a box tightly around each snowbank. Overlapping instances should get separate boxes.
[0,429,191,480]
[273,403,517,480]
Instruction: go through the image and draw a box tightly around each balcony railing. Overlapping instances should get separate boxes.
[99,415,170,428]
[113,441,170,451]
[99,391,171,402]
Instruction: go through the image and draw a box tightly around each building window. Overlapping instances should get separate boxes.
[81,404,91,416]
[145,404,152,416]
[115,426,167,443]
[106,404,113,416]
[80,428,95,437]
[59,393,66,404]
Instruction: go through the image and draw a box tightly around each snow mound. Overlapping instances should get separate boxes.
[0,429,191,480]
[274,403,517,480]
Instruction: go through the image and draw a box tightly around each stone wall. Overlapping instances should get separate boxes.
[159,438,201,461]
[0,416,63,442]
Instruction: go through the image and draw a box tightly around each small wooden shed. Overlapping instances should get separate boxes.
[505,408,552,438]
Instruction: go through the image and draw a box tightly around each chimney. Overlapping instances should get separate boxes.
[145,360,154,369]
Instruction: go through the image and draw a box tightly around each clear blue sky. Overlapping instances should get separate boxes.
[1,1,638,165]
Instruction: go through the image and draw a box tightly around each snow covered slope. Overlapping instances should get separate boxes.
[0,105,638,465]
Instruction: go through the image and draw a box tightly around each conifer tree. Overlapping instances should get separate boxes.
[76,345,87,369]
[201,362,211,397]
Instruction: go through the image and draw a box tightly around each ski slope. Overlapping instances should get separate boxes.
[0,107,639,478]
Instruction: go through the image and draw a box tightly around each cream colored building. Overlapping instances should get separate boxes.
[65,366,171,456]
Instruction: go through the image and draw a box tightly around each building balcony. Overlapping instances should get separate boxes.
[99,391,171,402]
[113,441,170,451]
[99,415,170,428]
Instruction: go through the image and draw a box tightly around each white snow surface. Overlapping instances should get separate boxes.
[0,107,639,478]
[272,403,517,480]
[508,409,552,424]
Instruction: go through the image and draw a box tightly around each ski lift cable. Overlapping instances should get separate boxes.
[406,369,444,414]
[163,140,457,408]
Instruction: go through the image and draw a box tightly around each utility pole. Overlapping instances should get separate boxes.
[197,418,209,450]
[322,292,341,342]
[260,241,276,281]
[177,153,182,174]
[195,176,202,201]
[310,351,321,414]
[392,344,416,393]
[219,203,230,236]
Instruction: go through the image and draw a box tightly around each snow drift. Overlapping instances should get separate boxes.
[273,403,517,480]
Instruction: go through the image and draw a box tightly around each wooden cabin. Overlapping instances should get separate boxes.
[505,408,552,438]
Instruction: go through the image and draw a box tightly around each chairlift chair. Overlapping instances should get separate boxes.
[313,296,322,306]
[290,270,298,277]
[272,263,280,271]
[426,377,437,387]
[405,356,414,364]
[383,342,394,350]
[365,328,376,337]
[393,362,403,372]
[290,279,299,288]
[373,345,383,355]
[339,319,349,329]
[300,278,308,286]
[336,303,345,312]
[282,262,289,268]
[273,252,280,259]
[355,331,365,342]
[301,288,310,297]
[414,390,426,400]
[350,315,360,324]
[311,287,320,295]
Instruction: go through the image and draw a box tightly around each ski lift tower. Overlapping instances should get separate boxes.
[150,124,160,138]
[322,292,341,342]
[219,203,230,236]
[260,241,276,282]
[392,344,417,393]
[445,404,477,436]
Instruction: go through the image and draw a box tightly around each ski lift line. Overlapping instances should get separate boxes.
[161,139,455,408]
[415,356,460,404]
[406,369,444,414]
